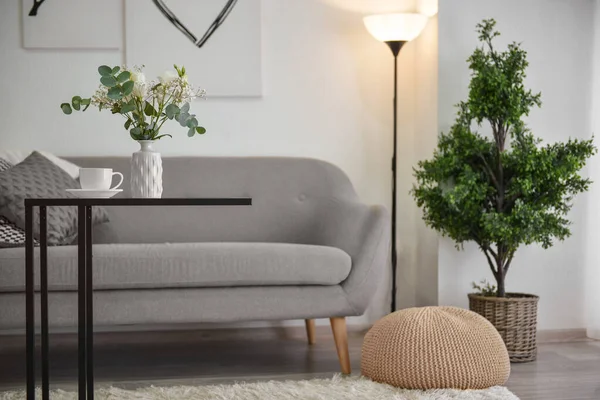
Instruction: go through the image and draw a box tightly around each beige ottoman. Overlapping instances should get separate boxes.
[361,306,510,389]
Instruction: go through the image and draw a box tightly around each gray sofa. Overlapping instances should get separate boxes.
[0,157,389,373]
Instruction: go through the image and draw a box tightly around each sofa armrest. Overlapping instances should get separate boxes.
[314,201,390,314]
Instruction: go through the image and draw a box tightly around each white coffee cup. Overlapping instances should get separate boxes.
[79,168,124,191]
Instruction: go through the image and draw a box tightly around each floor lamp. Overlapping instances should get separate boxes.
[363,13,428,312]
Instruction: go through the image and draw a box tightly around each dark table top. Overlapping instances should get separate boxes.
[24,198,252,207]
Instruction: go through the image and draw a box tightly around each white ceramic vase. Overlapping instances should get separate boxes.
[130,140,163,198]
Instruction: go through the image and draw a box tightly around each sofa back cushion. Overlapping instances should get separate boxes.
[65,157,358,244]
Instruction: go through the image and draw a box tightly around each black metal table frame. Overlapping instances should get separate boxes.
[25,198,252,400]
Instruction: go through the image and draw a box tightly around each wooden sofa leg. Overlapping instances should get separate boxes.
[330,317,351,374]
[305,319,316,345]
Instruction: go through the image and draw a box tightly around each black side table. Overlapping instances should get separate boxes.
[24,198,252,400]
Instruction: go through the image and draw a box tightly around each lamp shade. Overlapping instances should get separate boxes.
[363,13,428,42]
[417,0,439,17]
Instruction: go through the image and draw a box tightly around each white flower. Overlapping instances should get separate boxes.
[131,71,146,84]
[129,71,147,98]
[132,82,147,98]
[159,70,178,84]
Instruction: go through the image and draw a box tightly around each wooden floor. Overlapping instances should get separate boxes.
[1,326,599,399]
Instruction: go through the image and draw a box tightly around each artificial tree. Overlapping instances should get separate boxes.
[412,19,595,297]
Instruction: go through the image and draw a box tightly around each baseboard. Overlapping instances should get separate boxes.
[587,328,600,340]
[537,328,589,343]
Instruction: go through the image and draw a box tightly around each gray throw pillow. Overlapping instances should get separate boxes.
[0,152,109,245]
[0,158,13,172]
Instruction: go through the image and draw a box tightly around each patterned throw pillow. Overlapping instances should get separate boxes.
[0,216,39,248]
[0,159,35,248]
[0,159,25,247]
[0,152,109,245]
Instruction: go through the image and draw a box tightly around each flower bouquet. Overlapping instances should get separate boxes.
[61,65,207,197]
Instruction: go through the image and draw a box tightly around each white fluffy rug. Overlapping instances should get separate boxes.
[0,375,518,400]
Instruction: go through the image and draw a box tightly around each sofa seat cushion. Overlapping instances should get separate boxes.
[0,242,352,292]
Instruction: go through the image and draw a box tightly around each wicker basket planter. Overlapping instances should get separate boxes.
[468,293,539,363]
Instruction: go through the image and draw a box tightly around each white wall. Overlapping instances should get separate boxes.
[585,0,600,340]
[438,0,595,330]
[0,0,430,325]
[395,14,439,309]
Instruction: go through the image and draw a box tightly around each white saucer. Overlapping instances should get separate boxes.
[66,189,123,199]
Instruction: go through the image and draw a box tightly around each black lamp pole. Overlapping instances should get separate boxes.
[385,40,406,313]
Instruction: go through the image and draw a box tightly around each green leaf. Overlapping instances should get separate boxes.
[112,66,120,75]
[100,75,118,87]
[120,100,136,114]
[117,71,131,83]
[107,86,122,100]
[195,126,206,134]
[60,103,72,115]
[122,80,135,96]
[144,101,157,117]
[80,98,91,111]
[124,119,132,129]
[187,127,196,137]
[177,112,190,127]
[98,65,112,76]
[186,117,198,129]
[71,96,81,111]
[165,104,179,119]
[155,134,173,140]
[180,102,190,113]
[130,127,142,140]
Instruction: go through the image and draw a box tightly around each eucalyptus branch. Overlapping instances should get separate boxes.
[61,64,207,141]
[154,90,176,133]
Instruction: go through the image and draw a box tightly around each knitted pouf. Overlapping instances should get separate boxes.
[361,306,510,390]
